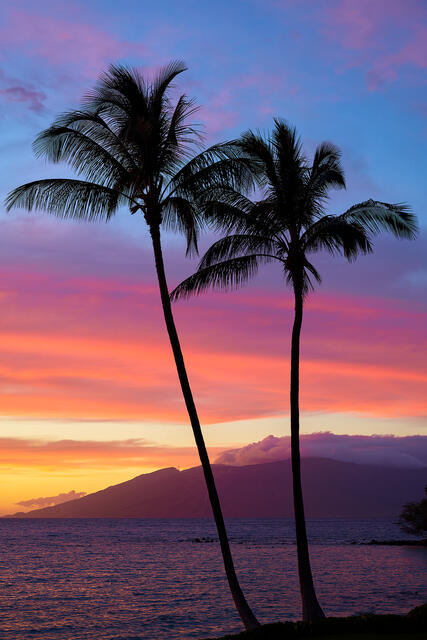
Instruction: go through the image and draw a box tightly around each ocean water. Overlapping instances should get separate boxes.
[0,518,425,640]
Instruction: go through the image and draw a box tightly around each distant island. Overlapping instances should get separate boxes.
[5,457,427,519]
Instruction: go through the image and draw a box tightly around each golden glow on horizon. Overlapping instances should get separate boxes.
[0,467,157,517]
[1,412,426,515]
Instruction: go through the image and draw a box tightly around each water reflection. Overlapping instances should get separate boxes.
[0,518,425,639]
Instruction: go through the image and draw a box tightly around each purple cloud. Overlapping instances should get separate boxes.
[0,85,46,112]
[0,68,46,112]
[16,489,86,508]
[216,433,427,468]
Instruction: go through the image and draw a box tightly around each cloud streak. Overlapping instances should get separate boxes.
[0,437,213,471]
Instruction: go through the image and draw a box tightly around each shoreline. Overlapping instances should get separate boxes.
[203,603,427,640]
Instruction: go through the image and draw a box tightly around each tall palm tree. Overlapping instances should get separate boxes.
[5,62,260,630]
[171,120,418,622]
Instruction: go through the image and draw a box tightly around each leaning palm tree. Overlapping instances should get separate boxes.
[171,120,418,622]
[5,62,260,630]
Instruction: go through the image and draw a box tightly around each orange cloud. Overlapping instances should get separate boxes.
[0,271,425,422]
[0,437,216,471]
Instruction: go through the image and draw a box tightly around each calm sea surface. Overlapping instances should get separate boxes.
[0,518,425,640]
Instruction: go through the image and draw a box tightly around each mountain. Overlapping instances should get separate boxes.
[6,458,427,518]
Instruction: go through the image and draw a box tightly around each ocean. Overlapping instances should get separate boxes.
[0,517,425,639]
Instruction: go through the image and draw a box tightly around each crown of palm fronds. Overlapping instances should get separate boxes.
[6,62,259,256]
[172,120,417,298]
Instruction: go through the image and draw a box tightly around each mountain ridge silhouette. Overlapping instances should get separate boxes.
[6,457,427,518]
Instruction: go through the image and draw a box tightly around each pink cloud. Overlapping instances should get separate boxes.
[0,85,46,112]
[0,8,147,77]
[199,88,240,136]
[0,68,46,112]
[326,0,424,49]
[323,0,427,89]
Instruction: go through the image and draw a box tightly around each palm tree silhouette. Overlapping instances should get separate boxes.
[5,62,260,630]
[171,120,418,622]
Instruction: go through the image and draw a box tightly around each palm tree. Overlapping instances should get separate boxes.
[5,62,260,630]
[171,120,418,622]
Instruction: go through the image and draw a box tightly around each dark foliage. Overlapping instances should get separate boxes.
[172,121,417,302]
[204,603,427,639]
[6,61,256,256]
[399,486,427,536]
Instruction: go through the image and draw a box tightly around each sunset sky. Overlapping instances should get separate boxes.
[0,0,426,514]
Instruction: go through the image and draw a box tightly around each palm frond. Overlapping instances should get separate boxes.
[193,193,284,243]
[202,201,265,235]
[198,234,281,268]
[84,65,142,125]
[5,178,130,221]
[310,142,345,189]
[171,151,257,199]
[171,254,272,300]
[150,60,187,118]
[237,130,278,191]
[162,196,201,255]
[342,200,418,239]
[285,257,322,296]
[82,61,211,195]
[195,200,257,236]
[303,258,322,285]
[301,215,372,260]
[273,119,305,176]
[160,94,202,172]
[272,121,306,217]
[33,123,129,188]
[198,185,254,214]
[170,120,418,304]
[85,65,155,169]
[37,109,138,169]
[305,142,346,212]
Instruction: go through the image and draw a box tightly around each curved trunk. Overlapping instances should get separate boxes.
[290,284,325,622]
[150,224,260,631]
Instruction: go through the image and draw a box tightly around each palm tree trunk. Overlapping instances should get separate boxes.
[150,224,260,631]
[290,284,325,622]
